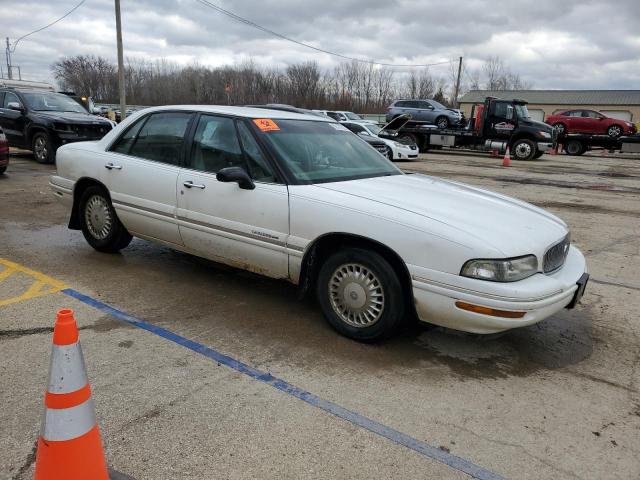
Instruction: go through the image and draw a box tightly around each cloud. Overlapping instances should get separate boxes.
[4,0,640,89]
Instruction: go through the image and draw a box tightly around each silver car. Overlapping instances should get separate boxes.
[385,99,464,129]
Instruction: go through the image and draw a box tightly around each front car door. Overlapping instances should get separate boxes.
[0,91,27,147]
[104,111,192,245]
[177,114,289,279]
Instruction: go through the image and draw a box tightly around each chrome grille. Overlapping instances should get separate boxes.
[544,234,570,273]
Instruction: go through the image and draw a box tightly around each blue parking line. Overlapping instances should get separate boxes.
[62,287,504,480]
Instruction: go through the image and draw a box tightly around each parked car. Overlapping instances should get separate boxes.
[546,110,637,138]
[342,116,419,161]
[50,105,588,342]
[312,110,377,125]
[0,88,114,163]
[386,99,464,129]
[250,104,390,156]
[0,127,9,174]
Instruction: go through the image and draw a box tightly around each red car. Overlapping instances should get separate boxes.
[546,109,636,138]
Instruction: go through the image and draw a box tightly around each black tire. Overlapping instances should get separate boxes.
[32,131,55,164]
[565,140,585,156]
[317,247,406,342]
[0,166,6,175]
[436,116,449,129]
[384,145,394,161]
[607,124,623,138]
[511,138,537,161]
[79,186,132,253]
[552,123,566,135]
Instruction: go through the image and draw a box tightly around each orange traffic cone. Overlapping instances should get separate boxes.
[34,309,109,480]
[502,147,511,167]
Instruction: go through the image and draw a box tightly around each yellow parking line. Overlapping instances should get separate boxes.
[0,258,68,307]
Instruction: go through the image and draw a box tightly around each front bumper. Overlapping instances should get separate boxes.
[410,245,587,334]
[537,142,554,153]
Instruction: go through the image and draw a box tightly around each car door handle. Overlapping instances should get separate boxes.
[104,163,122,170]
[183,181,205,189]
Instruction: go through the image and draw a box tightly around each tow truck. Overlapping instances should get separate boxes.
[386,97,557,161]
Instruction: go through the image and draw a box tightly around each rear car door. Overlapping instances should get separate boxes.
[104,111,193,245]
[176,114,289,279]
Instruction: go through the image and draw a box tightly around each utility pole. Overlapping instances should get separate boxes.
[114,0,126,121]
[5,38,13,80]
[453,56,463,108]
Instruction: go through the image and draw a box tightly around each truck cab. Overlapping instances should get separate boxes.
[474,97,556,160]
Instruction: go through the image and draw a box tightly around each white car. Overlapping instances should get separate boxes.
[50,105,589,342]
[312,110,377,125]
[342,118,419,161]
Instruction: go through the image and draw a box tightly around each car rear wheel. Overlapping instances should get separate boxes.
[317,248,406,342]
[32,132,55,164]
[553,123,566,135]
[607,125,622,138]
[436,116,449,129]
[79,186,132,253]
[511,139,537,161]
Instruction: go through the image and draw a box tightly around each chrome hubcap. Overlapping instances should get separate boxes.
[609,126,621,137]
[515,142,532,158]
[437,119,447,128]
[84,195,112,240]
[554,124,565,133]
[329,263,384,328]
[34,137,47,160]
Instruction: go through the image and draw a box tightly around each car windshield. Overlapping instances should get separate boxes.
[256,119,401,184]
[22,92,87,113]
[515,104,530,119]
[344,112,363,120]
[364,124,382,135]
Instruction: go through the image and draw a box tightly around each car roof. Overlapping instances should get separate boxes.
[138,105,332,121]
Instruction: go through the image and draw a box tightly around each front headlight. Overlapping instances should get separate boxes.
[539,130,551,139]
[461,255,538,282]
[53,122,72,132]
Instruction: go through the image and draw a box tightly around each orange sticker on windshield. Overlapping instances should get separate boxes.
[253,118,280,132]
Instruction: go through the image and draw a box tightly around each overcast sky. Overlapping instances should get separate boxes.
[3,0,640,90]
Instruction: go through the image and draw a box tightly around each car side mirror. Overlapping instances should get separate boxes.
[7,102,24,112]
[216,166,255,190]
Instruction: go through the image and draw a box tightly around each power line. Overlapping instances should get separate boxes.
[10,0,87,52]
[195,0,451,68]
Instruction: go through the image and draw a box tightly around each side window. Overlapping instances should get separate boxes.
[395,101,408,108]
[419,101,433,109]
[493,102,508,118]
[345,123,365,133]
[0,92,5,106]
[189,115,243,174]
[129,112,191,165]
[3,92,21,109]
[568,111,581,117]
[326,112,340,121]
[110,116,147,154]
[236,121,276,182]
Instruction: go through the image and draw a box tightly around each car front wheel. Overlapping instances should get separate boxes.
[553,123,566,135]
[385,145,394,160]
[607,125,622,138]
[32,132,55,164]
[317,248,406,342]
[436,116,449,129]
[79,186,132,253]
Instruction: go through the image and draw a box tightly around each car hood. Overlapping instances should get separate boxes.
[33,110,111,125]
[519,118,554,133]
[315,173,568,256]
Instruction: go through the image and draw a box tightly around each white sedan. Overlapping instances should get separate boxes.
[342,120,419,161]
[50,106,588,342]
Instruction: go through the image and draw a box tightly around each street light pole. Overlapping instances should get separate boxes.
[5,37,13,80]
[114,0,126,121]
[453,56,463,108]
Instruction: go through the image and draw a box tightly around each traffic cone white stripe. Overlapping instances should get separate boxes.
[42,398,97,441]
[48,342,89,394]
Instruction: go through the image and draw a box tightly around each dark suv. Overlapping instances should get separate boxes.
[0,88,114,163]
